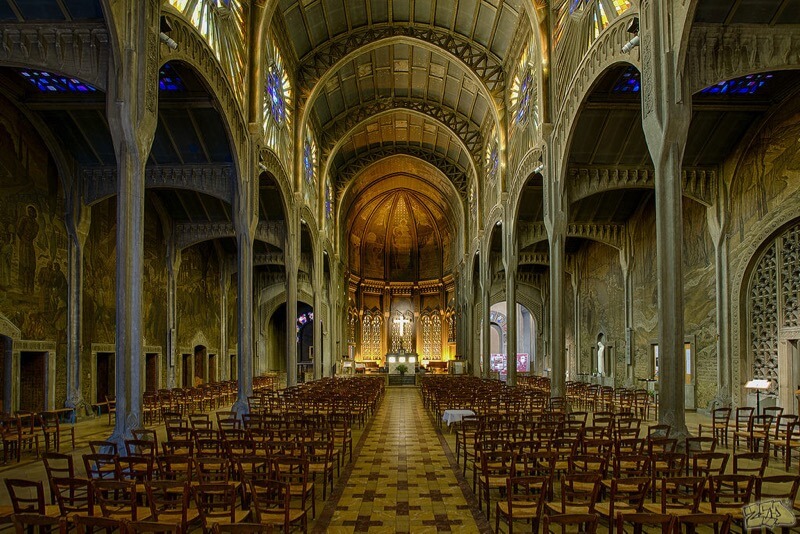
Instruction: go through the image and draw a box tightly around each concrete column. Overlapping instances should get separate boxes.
[286,243,298,386]
[106,0,159,446]
[708,205,732,408]
[65,199,90,418]
[571,269,580,381]
[506,266,517,386]
[548,229,566,398]
[481,281,491,379]
[640,0,692,437]
[620,247,634,387]
[313,249,323,380]
[165,249,180,389]
[219,261,231,380]
[233,229,254,413]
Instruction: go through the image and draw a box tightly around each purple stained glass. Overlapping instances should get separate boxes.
[267,64,286,125]
[515,69,534,125]
[19,70,97,93]
[159,64,185,92]
[700,73,774,95]
[611,66,641,93]
[325,181,333,220]
[304,141,314,184]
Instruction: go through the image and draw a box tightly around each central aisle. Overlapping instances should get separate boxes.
[315,387,489,533]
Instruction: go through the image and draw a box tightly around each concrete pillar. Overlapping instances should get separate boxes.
[233,227,254,413]
[548,228,566,398]
[219,261,231,380]
[286,237,298,386]
[506,266,517,386]
[481,280,491,379]
[106,0,159,446]
[708,204,732,408]
[640,0,692,437]
[620,247,634,387]
[65,199,90,418]
[313,249,323,380]
[166,248,181,389]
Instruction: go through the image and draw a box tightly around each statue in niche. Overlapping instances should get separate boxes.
[16,205,38,294]
[597,332,605,376]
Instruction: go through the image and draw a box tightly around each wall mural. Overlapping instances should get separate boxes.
[0,94,69,404]
[176,242,221,349]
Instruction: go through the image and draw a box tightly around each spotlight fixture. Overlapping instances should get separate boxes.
[160,16,178,50]
[621,17,639,54]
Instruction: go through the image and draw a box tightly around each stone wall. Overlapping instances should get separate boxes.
[176,242,221,350]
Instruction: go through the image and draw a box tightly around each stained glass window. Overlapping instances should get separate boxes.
[510,44,539,131]
[296,311,313,341]
[303,131,317,187]
[267,63,287,126]
[361,312,382,360]
[700,73,774,95]
[485,140,499,183]
[167,0,247,104]
[159,63,186,92]
[263,36,293,174]
[19,70,97,93]
[611,66,641,93]
[555,0,632,47]
[325,178,334,221]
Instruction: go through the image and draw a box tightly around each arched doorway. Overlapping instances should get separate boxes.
[746,219,800,413]
[488,302,537,381]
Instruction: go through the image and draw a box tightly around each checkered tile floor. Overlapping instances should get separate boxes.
[314,387,490,533]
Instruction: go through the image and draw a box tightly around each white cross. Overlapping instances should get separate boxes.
[394,314,411,338]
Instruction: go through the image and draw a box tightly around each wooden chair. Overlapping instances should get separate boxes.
[708,407,731,447]
[593,477,650,534]
[4,479,60,517]
[783,420,800,471]
[124,521,180,534]
[698,474,755,526]
[305,439,335,500]
[16,412,40,458]
[495,475,549,534]
[733,451,769,478]
[88,441,118,455]
[675,513,732,534]
[83,453,121,481]
[42,453,84,502]
[211,523,275,534]
[614,513,675,534]
[756,474,800,503]
[195,484,251,534]
[105,395,116,426]
[545,473,601,516]
[691,451,729,478]
[272,456,315,520]
[542,513,597,534]
[248,479,305,534]
[93,479,142,521]
[72,515,122,534]
[642,476,705,517]
[146,480,200,534]
[477,449,514,519]
[50,477,94,521]
[12,513,67,534]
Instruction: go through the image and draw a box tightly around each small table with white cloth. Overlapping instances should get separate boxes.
[442,409,476,430]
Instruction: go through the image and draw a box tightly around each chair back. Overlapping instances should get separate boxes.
[4,479,46,514]
[93,479,138,521]
[615,513,675,534]
[12,514,67,534]
[542,513,598,533]
[51,477,94,517]
[676,513,731,534]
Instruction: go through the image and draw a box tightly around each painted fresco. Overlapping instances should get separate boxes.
[176,242,221,349]
[84,198,117,345]
[0,94,69,403]
[143,203,167,348]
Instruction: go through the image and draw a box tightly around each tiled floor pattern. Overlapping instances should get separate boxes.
[315,387,491,533]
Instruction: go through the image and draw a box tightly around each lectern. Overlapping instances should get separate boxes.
[744,379,771,415]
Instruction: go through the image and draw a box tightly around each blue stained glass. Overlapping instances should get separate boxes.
[296,312,314,341]
[570,0,587,14]
[611,66,641,93]
[325,181,333,220]
[304,141,313,184]
[515,69,535,125]
[159,64,186,92]
[267,64,286,125]
[700,73,774,95]
[19,70,97,93]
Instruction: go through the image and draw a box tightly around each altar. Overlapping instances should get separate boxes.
[386,352,417,386]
